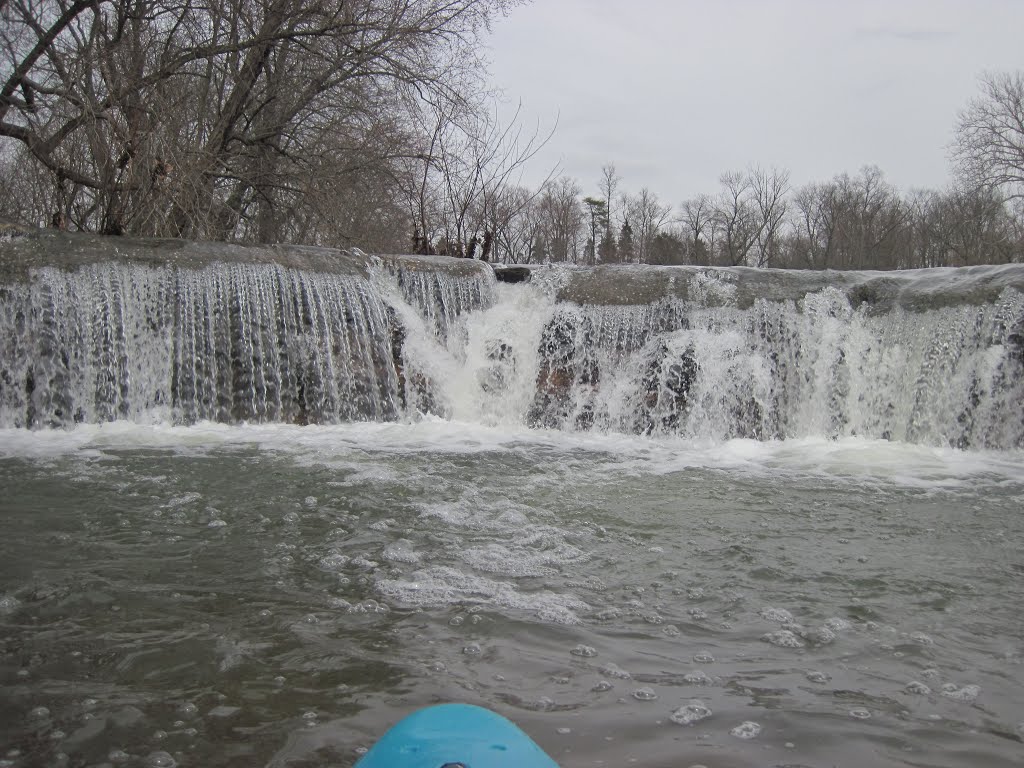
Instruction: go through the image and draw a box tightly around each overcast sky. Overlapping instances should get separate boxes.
[486,0,1024,206]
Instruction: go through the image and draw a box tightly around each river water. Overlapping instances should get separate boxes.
[2,421,1023,768]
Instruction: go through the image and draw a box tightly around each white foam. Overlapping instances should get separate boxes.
[374,565,589,625]
[2,421,1022,490]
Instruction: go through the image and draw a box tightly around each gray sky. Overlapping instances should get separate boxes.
[486,0,1024,205]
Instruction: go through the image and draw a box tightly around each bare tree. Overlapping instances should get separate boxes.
[953,71,1024,201]
[0,0,522,245]
[712,171,759,266]
[535,175,585,263]
[622,187,671,264]
[791,182,841,269]
[417,100,553,258]
[680,194,714,264]
[750,166,790,267]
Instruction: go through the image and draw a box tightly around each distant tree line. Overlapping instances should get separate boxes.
[2,5,1023,271]
[473,72,1024,270]
[490,161,1022,270]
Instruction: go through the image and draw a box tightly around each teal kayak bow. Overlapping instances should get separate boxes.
[354,703,560,768]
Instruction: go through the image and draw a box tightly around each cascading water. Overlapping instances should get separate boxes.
[398,266,1024,449]
[0,258,494,428]
[1,232,1022,448]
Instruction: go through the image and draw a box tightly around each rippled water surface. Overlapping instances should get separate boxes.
[2,422,1024,768]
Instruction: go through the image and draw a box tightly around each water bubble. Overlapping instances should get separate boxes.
[591,680,614,692]
[349,599,387,614]
[669,700,713,726]
[662,624,681,637]
[182,728,197,737]
[302,613,319,624]
[570,644,598,658]
[427,661,447,673]
[631,687,658,701]
[320,553,349,570]
[178,702,198,717]
[803,626,837,647]
[152,730,167,741]
[462,642,482,656]
[730,721,762,739]
[761,630,805,648]
[533,696,555,711]
[759,607,793,623]
[905,681,932,695]
[940,683,981,702]
[921,667,940,679]
[805,670,831,684]
[692,652,715,664]
[643,613,663,624]
[146,752,177,768]
[909,632,935,645]
[557,727,572,734]
[849,708,871,719]
[207,519,227,528]
[449,615,465,626]
[302,710,318,720]
[50,730,66,740]
[303,496,318,508]
[683,670,713,685]
[687,587,705,599]
[687,608,707,621]
[599,662,631,679]
[552,676,571,685]
[273,676,286,686]
[28,706,50,719]
[258,609,273,619]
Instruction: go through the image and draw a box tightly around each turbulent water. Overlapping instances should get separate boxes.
[1,423,1023,768]
[2,254,1024,767]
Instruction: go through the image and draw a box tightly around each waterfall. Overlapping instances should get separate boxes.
[1,231,1022,449]
[403,266,1024,450]
[0,259,491,428]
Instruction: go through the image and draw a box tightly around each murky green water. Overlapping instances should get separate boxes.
[2,422,1023,768]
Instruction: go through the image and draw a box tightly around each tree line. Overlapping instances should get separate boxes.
[492,161,1023,269]
[2,3,1023,270]
[466,72,1024,270]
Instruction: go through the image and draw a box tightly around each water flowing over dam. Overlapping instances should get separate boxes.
[2,228,1023,448]
[4,229,1024,768]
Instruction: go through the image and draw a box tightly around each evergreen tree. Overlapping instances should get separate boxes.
[619,218,635,263]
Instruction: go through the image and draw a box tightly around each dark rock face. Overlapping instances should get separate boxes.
[492,265,532,284]
[635,341,699,435]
